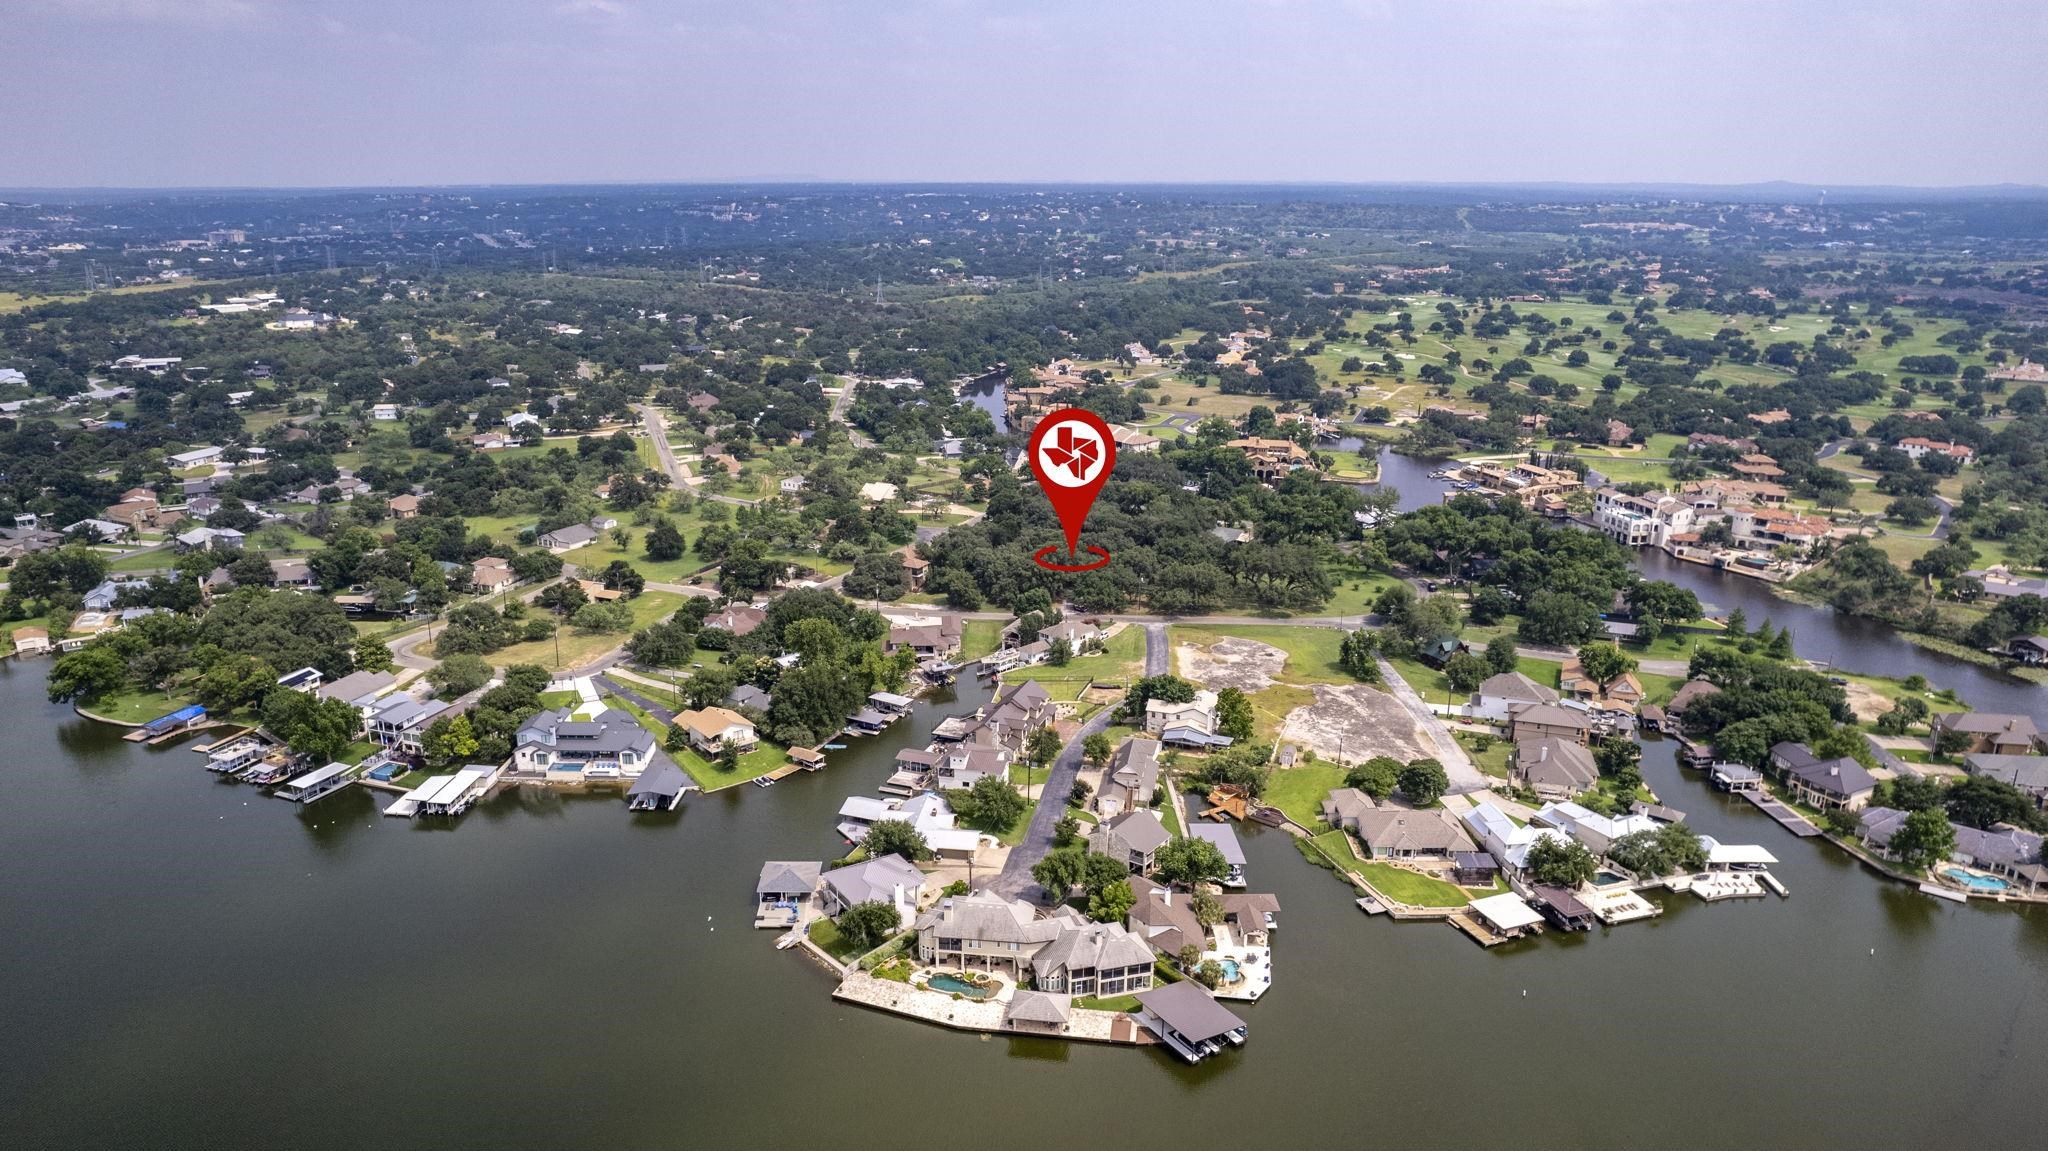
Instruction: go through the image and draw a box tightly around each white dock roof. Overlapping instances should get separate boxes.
[1469,892,1545,933]
[283,762,353,790]
[1707,843,1779,866]
[404,774,456,803]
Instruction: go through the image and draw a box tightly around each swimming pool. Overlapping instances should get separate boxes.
[926,973,996,999]
[1217,959,1241,983]
[1941,868,2009,892]
[1593,871,1630,887]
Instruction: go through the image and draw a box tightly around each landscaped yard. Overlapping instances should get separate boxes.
[80,687,202,725]
[1003,624,1145,687]
[807,918,866,963]
[605,690,788,789]
[1357,859,1472,908]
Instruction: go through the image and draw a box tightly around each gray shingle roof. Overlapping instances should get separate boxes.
[1479,671,1558,704]
[1135,981,1245,1042]
[756,860,822,896]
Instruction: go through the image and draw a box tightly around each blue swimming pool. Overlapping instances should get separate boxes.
[926,973,996,999]
[1217,959,1241,982]
[1941,868,2009,892]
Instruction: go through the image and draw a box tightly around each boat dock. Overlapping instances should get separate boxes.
[1738,790,1821,836]
[125,704,210,744]
[1355,896,1387,915]
[1760,873,1790,897]
[273,761,356,805]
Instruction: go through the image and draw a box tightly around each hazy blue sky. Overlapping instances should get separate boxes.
[5,0,2043,188]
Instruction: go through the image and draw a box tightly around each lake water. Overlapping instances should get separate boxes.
[5,659,2048,1150]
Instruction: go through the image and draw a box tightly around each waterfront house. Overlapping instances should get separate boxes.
[1932,713,2043,756]
[1662,678,1721,733]
[1962,567,2048,602]
[1964,754,2048,806]
[673,706,758,755]
[933,744,1010,790]
[1473,671,1558,724]
[513,707,655,779]
[1090,810,1173,874]
[1350,808,1476,860]
[884,617,962,657]
[1133,981,1248,1063]
[836,793,989,858]
[1462,801,1569,873]
[914,891,1077,977]
[1509,702,1591,745]
[1187,823,1247,886]
[1512,736,1599,801]
[367,695,450,757]
[1098,737,1162,818]
[822,854,928,924]
[1530,801,1658,855]
[1859,808,2048,894]
[1769,742,1876,810]
[1320,788,1377,834]
[1558,656,1644,712]
[1029,921,1157,998]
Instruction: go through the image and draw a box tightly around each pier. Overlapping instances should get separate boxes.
[1737,790,1821,836]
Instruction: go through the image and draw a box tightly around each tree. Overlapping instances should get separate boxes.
[1443,651,1490,694]
[597,560,645,598]
[716,737,742,772]
[1083,732,1113,767]
[1944,775,2037,831]
[259,689,362,764]
[571,601,634,632]
[1153,836,1231,888]
[1027,725,1062,768]
[1193,959,1226,990]
[193,654,279,712]
[353,635,396,673]
[1032,849,1086,904]
[1575,643,1637,691]
[1338,629,1381,681]
[1343,755,1403,800]
[1079,851,1129,895]
[1052,814,1081,849]
[861,818,934,862]
[429,652,493,697]
[644,517,686,562]
[1525,835,1598,887]
[1483,635,1519,676]
[1214,687,1255,742]
[835,900,902,950]
[421,713,480,767]
[1176,943,1202,973]
[45,645,129,703]
[1189,888,1225,927]
[952,774,1027,833]
[1892,806,1957,870]
[1398,759,1449,806]
[1047,637,1073,666]
[1086,879,1136,923]
[843,550,910,601]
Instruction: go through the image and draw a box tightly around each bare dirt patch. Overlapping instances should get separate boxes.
[1277,683,1433,765]
[1176,637,1288,693]
[1842,682,1891,723]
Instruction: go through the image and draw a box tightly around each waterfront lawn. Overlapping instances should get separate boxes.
[471,590,684,670]
[807,918,867,963]
[959,618,1004,661]
[1262,762,1348,830]
[673,741,788,790]
[84,687,199,724]
[1077,993,1144,1012]
[1356,861,1472,908]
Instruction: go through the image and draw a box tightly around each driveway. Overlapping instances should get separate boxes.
[1374,656,1486,794]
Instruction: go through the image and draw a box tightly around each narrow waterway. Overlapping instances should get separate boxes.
[4,659,2048,1151]
[1366,446,2043,720]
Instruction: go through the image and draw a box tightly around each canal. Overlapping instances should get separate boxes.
[4,658,2047,1150]
[1366,445,2044,720]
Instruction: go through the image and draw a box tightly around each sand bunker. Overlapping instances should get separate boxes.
[1277,683,1434,765]
[1176,637,1289,693]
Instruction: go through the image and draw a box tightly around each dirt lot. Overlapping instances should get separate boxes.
[1842,682,1890,723]
[1277,683,1434,765]
[1176,637,1288,693]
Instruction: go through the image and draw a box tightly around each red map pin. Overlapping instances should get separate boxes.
[1026,407,1117,572]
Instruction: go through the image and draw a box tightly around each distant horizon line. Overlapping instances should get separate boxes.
[3,177,2047,198]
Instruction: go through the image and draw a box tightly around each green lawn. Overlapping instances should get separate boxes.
[81,687,201,724]
[605,691,788,789]
[1261,763,1347,829]
[1004,624,1145,687]
[806,918,866,963]
[1356,861,1472,908]
[960,618,1004,661]
[1455,731,1511,779]
[464,590,684,670]
[1076,993,1143,1013]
